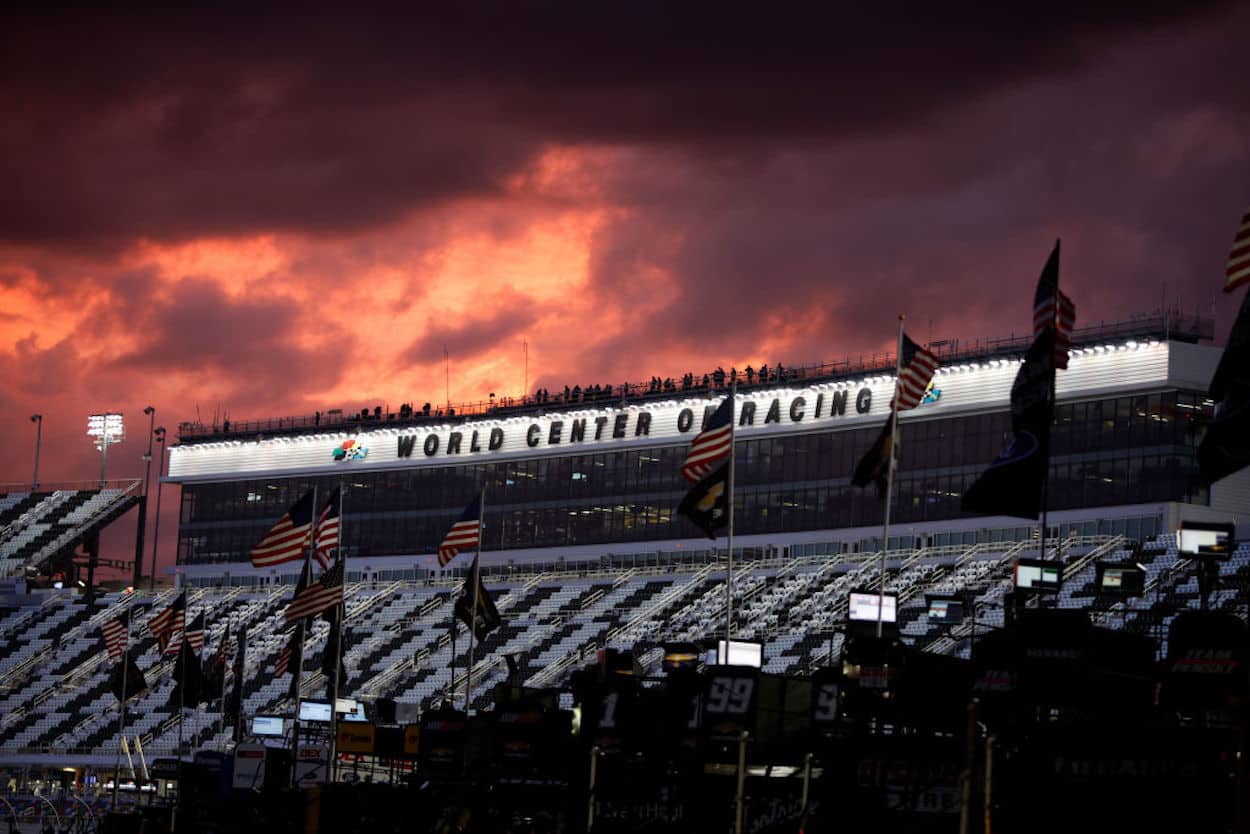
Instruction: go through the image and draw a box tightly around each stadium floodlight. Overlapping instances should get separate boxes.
[87,412,124,487]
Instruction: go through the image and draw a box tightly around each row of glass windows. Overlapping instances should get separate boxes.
[177,396,1207,564]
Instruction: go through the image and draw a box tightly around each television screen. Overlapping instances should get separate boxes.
[251,715,285,737]
[1014,559,1062,592]
[848,592,897,623]
[1097,562,1145,596]
[926,596,965,622]
[336,698,367,722]
[715,640,763,668]
[1177,522,1235,559]
[298,700,333,723]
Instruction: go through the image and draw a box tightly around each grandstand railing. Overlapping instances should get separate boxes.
[176,310,1213,442]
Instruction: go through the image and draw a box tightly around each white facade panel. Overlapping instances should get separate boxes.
[167,340,1214,484]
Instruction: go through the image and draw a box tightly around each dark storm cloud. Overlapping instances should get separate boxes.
[1,1,1237,246]
[104,277,356,405]
[405,291,539,363]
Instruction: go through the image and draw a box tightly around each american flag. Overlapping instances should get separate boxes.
[893,334,941,411]
[101,615,129,661]
[680,396,734,483]
[1033,241,1076,369]
[274,630,300,677]
[437,496,482,567]
[313,488,341,570]
[184,612,206,654]
[284,557,344,623]
[210,624,231,676]
[1227,208,1250,293]
[147,591,186,656]
[250,490,316,568]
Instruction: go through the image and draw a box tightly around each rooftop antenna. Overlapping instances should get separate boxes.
[444,345,450,412]
[523,339,529,398]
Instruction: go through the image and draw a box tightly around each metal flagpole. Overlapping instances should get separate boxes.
[291,484,317,786]
[329,481,346,782]
[878,316,905,639]
[111,590,135,811]
[177,597,189,762]
[464,487,486,712]
[219,618,230,751]
[726,381,737,647]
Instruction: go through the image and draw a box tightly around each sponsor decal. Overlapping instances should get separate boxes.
[332,439,368,461]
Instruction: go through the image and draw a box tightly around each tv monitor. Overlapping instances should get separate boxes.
[715,640,763,668]
[298,700,333,723]
[1096,562,1146,597]
[1014,558,1062,593]
[1177,522,1235,559]
[336,698,367,722]
[251,715,285,737]
[926,595,965,622]
[848,591,897,623]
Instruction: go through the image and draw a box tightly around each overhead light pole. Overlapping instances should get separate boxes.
[30,414,42,491]
[132,406,155,588]
[87,413,125,488]
[148,427,167,592]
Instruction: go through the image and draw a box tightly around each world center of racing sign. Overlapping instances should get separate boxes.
[166,341,1172,483]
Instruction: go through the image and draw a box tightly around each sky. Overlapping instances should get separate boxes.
[2,4,1248,578]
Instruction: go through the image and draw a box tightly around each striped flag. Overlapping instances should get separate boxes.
[680,396,733,483]
[211,624,231,673]
[147,592,186,655]
[284,557,344,623]
[437,497,482,567]
[313,488,341,570]
[1033,241,1076,369]
[893,334,941,411]
[274,630,300,677]
[184,612,206,654]
[1227,207,1250,293]
[101,615,129,661]
[250,490,316,568]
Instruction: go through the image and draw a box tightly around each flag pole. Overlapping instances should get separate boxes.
[291,484,317,786]
[111,590,135,811]
[725,381,738,648]
[878,315,905,639]
[464,487,486,712]
[219,617,230,752]
[329,481,346,782]
[1039,240,1060,567]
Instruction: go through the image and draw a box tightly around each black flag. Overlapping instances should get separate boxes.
[962,328,1056,519]
[1198,290,1250,484]
[851,412,897,496]
[169,636,210,708]
[320,608,348,696]
[676,462,730,539]
[454,557,501,640]
[227,625,247,738]
[109,652,148,703]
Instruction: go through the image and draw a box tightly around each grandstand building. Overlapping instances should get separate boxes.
[167,311,1245,585]
[0,310,1246,775]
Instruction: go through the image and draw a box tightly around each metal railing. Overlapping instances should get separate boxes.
[177,310,1213,442]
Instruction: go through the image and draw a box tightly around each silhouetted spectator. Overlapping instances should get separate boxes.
[745,366,754,384]
[759,364,769,382]
[702,373,710,387]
